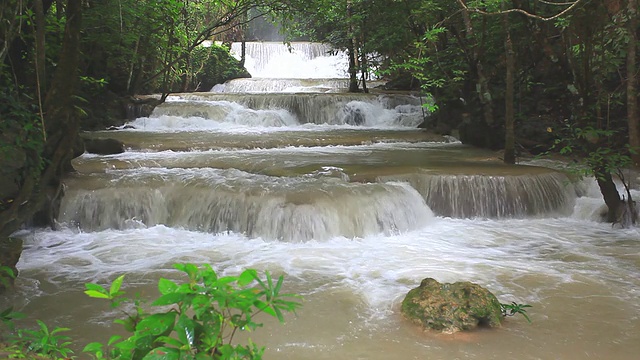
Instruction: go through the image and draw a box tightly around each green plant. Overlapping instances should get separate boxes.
[0,266,16,292]
[83,263,301,360]
[1,307,26,334]
[15,320,73,358]
[501,302,532,323]
[2,306,72,359]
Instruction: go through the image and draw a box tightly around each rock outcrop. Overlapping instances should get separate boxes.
[401,278,502,333]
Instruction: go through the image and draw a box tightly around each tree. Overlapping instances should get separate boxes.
[1,0,82,237]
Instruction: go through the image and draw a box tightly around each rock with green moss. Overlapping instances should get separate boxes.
[401,278,502,333]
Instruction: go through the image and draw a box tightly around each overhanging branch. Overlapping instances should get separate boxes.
[456,0,584,21]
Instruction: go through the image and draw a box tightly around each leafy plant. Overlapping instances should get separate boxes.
[1,307,26,334]
[15,320,73,358]
[501,302,532,323]
[83,263,301,360]
[1,306,72,359]
[0,266,16,292]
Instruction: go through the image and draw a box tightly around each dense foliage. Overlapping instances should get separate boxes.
[1,264,301,359]
[275,0,639,224]
[0,0,287,267]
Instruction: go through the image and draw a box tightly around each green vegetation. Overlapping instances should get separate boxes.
[274,0,639,225]
[0,263,301,360]
[500,302,533,323]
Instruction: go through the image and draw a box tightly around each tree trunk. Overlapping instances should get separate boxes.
[35,0,46,91]
[348,42,359,92]
[0,0,83,239]
[595,166,623,223]
[627,0,639,167]
[460,2,494,126]
[503,12,516,164]
[240,40,246,68]
[360,46,368,93]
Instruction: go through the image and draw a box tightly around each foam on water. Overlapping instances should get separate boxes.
[16,217,640,316]
[125,96,424,131]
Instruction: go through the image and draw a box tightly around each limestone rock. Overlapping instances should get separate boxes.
[401,278,502,333]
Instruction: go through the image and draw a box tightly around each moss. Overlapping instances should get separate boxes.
[401,278,503,333]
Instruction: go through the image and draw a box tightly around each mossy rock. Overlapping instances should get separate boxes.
[401,278,502,333]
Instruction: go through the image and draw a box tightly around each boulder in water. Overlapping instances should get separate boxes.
[401,278,502,333]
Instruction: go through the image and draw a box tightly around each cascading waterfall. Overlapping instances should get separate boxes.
[230,42,348,78]
[381,171,576,218]
[127,93,425,128]
[12,41,640,360]
[58,169,434,241]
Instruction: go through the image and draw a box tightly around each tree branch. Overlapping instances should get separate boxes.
[456,0,584,21]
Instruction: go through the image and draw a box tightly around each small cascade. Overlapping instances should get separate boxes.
[129,100,299,129]
[212,78,388,93]
[231,42,347,78]
[58,169,434,241]
[381,171,576,218]
[138,93,425,127]
[213,78,350,93]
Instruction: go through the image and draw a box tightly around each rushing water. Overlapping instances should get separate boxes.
[4,42,640,359]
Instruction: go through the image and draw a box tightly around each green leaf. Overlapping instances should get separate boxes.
[155,335,185,348]
[158,278,178,295]
[175,314,196,347]
[108,335,123,346]
[85,282,108,294]
[85,290,111,299]
[152,292,185,306]
[237,269,257,287]
[136,313,177,336]
[141,347,180,360]
[110,275,125,297]
[253,300,277,317]
[83,342,103,353]
[216,276,237,286]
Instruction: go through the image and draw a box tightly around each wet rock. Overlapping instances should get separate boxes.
[126,97,162,119]
[84,138,125,155]
[0,237,23,293]
[401,278,502,333]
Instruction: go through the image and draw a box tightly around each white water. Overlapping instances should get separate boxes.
[6,42,640,360]
[230,42,349,79]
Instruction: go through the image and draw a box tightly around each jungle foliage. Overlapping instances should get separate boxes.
[274,0,639,224]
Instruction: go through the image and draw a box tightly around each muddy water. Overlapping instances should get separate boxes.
[7,215,640,359]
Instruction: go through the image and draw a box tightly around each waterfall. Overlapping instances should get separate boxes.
[380,171,576,218]
[126,93,426,128]
[230,42,348,78]
[58,169,434,242]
